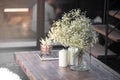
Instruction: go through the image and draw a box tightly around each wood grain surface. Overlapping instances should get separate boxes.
[15,51,120,80]
[90,43,116,58]
[93,24,120,42]
[109,10,120,20]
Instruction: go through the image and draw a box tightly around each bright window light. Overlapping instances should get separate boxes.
[4,8,29,12]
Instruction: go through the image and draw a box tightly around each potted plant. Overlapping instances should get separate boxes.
[39,37,52,54]
[48,9,98,70]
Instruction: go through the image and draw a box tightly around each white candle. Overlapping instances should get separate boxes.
[68,47,78,65]
[59,49,68,67]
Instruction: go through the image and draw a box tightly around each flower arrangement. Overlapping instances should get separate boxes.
[39,37,52,46]
[48,9,98,51]
[39,37,52,54]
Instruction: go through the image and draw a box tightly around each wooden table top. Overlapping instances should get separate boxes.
[15,51,120,80]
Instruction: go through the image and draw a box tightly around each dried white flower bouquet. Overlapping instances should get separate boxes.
[48,9,98,52]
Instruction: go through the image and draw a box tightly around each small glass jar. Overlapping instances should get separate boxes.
[40,45,53,55]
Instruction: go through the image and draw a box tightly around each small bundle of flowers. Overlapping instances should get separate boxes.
[39,37,52,46]
[39,37,52,54]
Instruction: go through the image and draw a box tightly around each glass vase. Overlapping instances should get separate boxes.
[40,45,52,55]
[70,51,90,71]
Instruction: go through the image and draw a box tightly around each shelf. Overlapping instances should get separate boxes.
[109,10,120,20]
[93,24,120,42]
[90,43,116,58]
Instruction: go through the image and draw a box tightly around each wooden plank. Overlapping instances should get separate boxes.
[93,24,120,42]
[15,51,120,80]
[109,10,120,20]
[90,54,120,79]
[90,43,116,58]
[15,52,38,80]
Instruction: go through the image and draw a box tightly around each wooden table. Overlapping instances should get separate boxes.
[15,51,120,80]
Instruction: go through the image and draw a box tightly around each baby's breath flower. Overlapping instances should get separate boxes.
[48,9,98,51]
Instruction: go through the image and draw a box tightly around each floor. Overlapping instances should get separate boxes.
[0,48,38,80]
[0,49,27,80]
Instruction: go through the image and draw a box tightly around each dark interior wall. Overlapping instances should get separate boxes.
[54,0,120,21]
[54,0,76,12]
[55,0,104,19]
[76,0,120,19]
[109,0,120,10]
[77,0,104,19]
